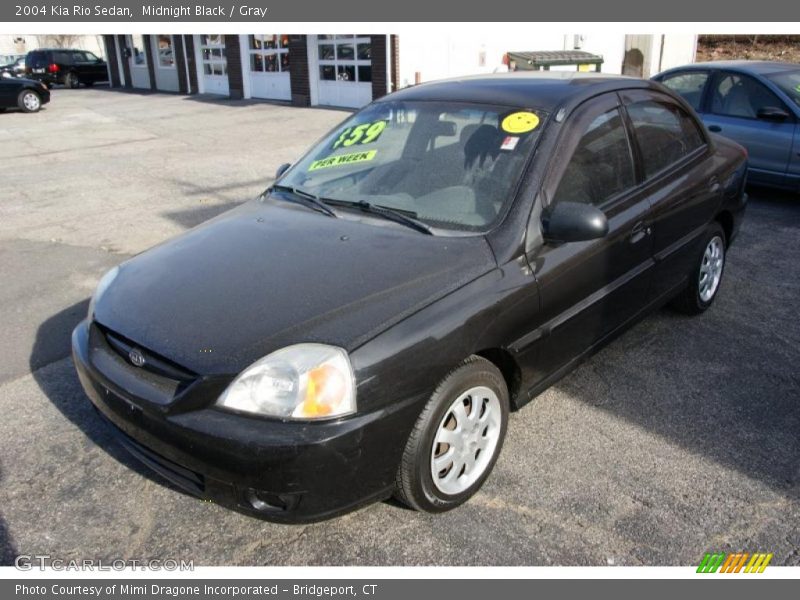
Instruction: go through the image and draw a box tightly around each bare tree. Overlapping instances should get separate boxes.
[36,35,81,48]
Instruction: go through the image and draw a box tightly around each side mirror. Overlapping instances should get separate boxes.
[542,201,609,243]
[757,106,789,121]
[275,163,291,179]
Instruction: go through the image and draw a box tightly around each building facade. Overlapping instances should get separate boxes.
[103,34,399,107]
[102,33,695,109]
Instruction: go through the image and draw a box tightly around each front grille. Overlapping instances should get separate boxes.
[102,412,206,496]
[97,324,196,383]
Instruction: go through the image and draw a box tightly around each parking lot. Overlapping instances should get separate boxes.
[0,88,798,566]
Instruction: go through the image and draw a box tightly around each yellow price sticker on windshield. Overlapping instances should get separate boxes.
[501,111,540,134]
[309,150,377,171]
[332,120,388,150]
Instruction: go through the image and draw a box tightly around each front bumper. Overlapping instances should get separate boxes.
[71,320,422,522]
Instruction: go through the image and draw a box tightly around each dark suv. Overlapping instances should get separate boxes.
[25,48,108,88]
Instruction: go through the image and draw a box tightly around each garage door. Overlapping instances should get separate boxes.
[315,35,373,108]
[151,34,179,92]
[126,34,150,89]
[197,34,229,96]
[247,34,291,101]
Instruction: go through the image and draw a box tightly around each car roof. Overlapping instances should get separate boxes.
[378,71,657,112]
[30,48,90,53]
[662,60,800,76]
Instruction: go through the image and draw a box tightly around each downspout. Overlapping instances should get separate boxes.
[183,34,192,93]
[385,34,392,94]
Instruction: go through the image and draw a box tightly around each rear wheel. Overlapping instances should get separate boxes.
[65,72,80,89]
[672,222,726,315]
[18,89,41,113]
[394,356,509,512]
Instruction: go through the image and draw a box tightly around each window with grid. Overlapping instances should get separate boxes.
[200,35,227,76]
[317,35,372,83]
[249,35,290,73]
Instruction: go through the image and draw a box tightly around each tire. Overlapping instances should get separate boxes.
[671,222,727,315]
[394,355,509,513]
[17,89,41,113]
[65,72,80,89]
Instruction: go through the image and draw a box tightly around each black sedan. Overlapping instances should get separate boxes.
[72,73,748,522]
[0,76,49,112]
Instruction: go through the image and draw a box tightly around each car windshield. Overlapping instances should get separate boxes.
[277,100,546,233]
[764,69,800,108]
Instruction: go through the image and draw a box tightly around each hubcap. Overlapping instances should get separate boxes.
[23,92,39,111]
[430,386,501,495]
[699,235,724,302]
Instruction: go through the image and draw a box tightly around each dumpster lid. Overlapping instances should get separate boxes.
[507,50,604,69]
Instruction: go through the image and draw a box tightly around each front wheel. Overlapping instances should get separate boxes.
[18,89,41,113]
[672,222,726,315]
[394,356,509,513]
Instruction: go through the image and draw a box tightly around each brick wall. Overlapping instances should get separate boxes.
[103,35,121,87]
[288,35,311,107]
[224,35,244,99]
[117,34,132,88]
[370,35,388,101]
[174,35,188,94]
[184,35,198,94]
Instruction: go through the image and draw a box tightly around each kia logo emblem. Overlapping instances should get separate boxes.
[129,348,146,368]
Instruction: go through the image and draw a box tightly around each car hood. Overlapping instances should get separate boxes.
[94,198,496,375]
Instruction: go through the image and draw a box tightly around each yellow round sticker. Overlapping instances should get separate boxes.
[501,111,540,134]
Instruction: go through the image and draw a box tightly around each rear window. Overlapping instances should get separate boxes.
[660,71,709,111]
[627,99,705,178]
[26,51,46,68]
[53,51,73,65]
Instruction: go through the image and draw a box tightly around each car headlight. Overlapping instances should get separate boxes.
[87,265,119,320]
[217,344,356,420]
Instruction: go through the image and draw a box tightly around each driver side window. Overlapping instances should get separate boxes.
[552,108,636,207]
[711,73,784,119]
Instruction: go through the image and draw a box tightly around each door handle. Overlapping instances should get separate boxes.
[629,221,652,244]
[709,176,721,193]
[708,125,722,133]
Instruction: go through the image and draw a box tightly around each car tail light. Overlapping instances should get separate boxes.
[47,63,59,73]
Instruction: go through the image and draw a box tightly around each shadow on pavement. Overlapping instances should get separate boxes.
[0,460,18,567]
[554,194,800,498]
[29,303,195,502]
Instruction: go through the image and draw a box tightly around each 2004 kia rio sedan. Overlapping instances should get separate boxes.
[73,72,748,522]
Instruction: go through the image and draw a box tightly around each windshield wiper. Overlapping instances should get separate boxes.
[270,184,337,218]
[326,199,434,235]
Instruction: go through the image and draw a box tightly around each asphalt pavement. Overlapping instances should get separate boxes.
[0,88,797,566]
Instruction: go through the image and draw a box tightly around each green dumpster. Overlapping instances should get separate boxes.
[506,50,604,73]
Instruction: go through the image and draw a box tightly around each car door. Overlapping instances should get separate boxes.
[703,70,795,187]
[0,80,18,107]
[521,92,654,384]
[81,51,107,82]
[791,126,800,190]
[70,51,91,81]
[620,89,722,301]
